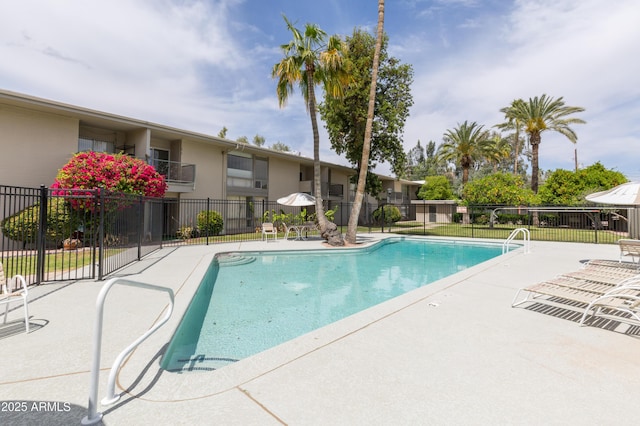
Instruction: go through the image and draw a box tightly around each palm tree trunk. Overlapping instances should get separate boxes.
[462,166,469,185]
[513,127,520,175]
[307,68,344,246]
[307,68,327,231]
[345,0,384,244]
[530,132,541,193]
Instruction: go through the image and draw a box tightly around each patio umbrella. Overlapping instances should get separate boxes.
[276,192,316,206]
[585,181,640,206]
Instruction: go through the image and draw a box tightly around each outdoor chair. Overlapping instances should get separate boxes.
[282,223,293,240]
[261,222,277,241]
[618,239,640,264]
[512,263,640,327]
[0,263,30,333]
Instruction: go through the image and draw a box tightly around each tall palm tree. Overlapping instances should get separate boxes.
[272,15,349,244]
[506,94,585,193]
[438,121,492,185]
[496,99,526,175]
[346,0,385,244]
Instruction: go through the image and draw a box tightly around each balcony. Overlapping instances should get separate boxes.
[151,159,196,193]
[380,191,409,204]
[299,181,344,200]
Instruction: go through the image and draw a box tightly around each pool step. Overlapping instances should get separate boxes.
[216,253,256,266]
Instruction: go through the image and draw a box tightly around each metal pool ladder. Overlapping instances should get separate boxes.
[503,227,530,254]
[82,278,174,425]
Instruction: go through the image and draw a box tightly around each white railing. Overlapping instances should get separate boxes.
[82,278,174,425]
[503,227,530,254]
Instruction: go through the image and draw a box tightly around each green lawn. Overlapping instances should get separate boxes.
[393,222,620,244]
[1,248,123,279]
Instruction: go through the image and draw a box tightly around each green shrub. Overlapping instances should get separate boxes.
[197,210,223,236]
[177,226,194,239]
[372,205,401,224]
[1,198,78,246]
[475,214,489,225]
[497,213,528,225]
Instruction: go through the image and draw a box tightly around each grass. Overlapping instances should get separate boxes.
[1,247,122,279]
[393,222,621,244]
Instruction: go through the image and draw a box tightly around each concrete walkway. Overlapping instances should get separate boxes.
[1,235,639,425]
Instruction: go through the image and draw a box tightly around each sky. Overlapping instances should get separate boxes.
[1,0,639,180]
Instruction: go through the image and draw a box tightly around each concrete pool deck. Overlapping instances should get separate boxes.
[1,234,640,425]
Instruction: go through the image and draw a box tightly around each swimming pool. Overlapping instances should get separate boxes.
[161,237,510,372]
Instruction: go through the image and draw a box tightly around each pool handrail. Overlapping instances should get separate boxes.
[503,227,530,254]
[82,277,174,426]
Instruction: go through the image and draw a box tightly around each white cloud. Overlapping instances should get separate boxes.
[396,0,640,177]
[1,0,638,179]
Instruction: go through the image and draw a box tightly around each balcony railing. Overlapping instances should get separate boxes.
[380,191,409,204]
[151,159,195,185]
[300,181,344,199]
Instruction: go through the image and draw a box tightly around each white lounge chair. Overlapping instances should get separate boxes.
[618,239,640,264]
[261,222,277,241]
[0,263,30,333]
[512,263,640,327]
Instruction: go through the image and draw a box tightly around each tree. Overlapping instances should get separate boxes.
[272,15,349,246]
[496,99,526,175]
[271,141,291,152]
[437,121,493,186]
[462,173,536,205]
[538,162,627,205]
[319,26,413,189]
[217,126,228,138]
[417,176,454,200]
[405,140,425,178]
[236,136,249,144]
[345,0,386,244]
[403,140,444,180]
[503,94,585,193]
[253,134,266,147]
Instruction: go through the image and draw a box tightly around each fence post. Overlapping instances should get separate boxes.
[137,195,143,260]
[470,206,474,239]
[98,190,105,280]
[36,185,48,285]
[423,199,426,235]
[206,198,211,245]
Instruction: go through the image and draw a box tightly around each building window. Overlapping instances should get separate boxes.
[78,137,115,153]
[227,152,268,191]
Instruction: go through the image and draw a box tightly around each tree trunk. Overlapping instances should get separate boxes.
[345,0,384,244]
[307,68,344,246]
[530,132,541,193]
[513,127,520,175]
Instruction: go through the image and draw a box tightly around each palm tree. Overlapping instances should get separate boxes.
[438,121,493,185]
[505,94,585,193]
[346,0,385,244]
[496,99,526,175]
[487,132,512,173]
[272,15,349,245]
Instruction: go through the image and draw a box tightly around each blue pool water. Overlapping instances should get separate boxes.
[161,237,508,372]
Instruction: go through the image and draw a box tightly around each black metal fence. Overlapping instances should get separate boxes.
[395,203,630,244]
[1,184,632,285]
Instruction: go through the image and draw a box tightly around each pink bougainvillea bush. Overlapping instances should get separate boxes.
[51,151,167,210]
